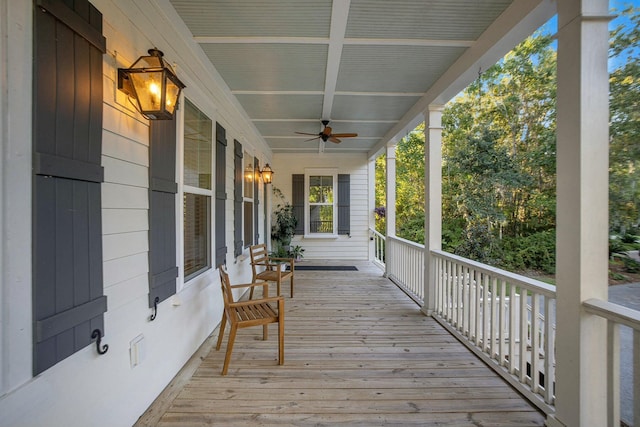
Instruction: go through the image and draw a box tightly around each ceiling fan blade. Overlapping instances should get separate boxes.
[331,133,358,138]
[295,131,321,136]
[322,126,333,136]
[329,137,341,144]
[304,136,321,142]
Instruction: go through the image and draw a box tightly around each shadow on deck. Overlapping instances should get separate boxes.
[135,261,545,427]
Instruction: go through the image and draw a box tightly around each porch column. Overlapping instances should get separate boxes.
[368,156,376,261]
[422,105,443,316]
[385,144,397,238]
[264,181,272,250]
[548,0,610,426]
[385,144,397,277]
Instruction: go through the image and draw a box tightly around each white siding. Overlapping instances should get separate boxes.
[271,153,371,261]
[0,1,270,426]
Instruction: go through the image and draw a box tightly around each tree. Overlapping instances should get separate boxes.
[609,6,640,233]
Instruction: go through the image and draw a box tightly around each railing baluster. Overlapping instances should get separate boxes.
[492,277,499,360]
[530,292,540,394]
[498,280,506,366]
[474,269,481,346]
[634,329,640,427]
[544,297,555,404]
[509,284,517,374]
[607,321,620,426]
[520,288,528,383]
[483,273,490,353]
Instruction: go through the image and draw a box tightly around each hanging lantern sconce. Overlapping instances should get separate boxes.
[118,48,186,120]
[260,164,274,184]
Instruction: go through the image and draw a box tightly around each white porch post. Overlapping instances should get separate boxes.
[368,157,376,261]
[548,0,610,425]
[422,105,443,316]
[385,144,397,238]
[385,144,397,277]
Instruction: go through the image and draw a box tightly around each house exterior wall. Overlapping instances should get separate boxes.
[0,1,271,426]
[271,152,371,261]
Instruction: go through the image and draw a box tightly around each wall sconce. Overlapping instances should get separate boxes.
[245,165,254,182]
[260,164,274,184]
[118,48,186,120]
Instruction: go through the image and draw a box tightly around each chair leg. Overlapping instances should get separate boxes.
[277,280,281,297]
[249,286,254,300]
[290,276,294,298]
[221,324,238,375]
[216,315,227,351]
[278,301,285,365]
[263,324,268,341]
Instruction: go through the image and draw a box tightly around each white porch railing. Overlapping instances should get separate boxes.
[584,298,640,427]
[386,235,424,304]
[430,250,557,414]
[370,228,385,270]
[374,233,640,423]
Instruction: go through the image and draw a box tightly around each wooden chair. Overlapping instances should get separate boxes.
[249,243,295,297]
[216,265,284,375]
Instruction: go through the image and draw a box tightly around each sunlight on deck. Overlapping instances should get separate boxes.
[136,262,545,426]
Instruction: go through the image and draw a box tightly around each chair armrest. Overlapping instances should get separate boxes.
[229,296,284,308]
[229,282,267,290]
[251,261,270,267]
[269,257,294,264]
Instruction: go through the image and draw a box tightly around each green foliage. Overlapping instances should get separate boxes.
[609,7,640,234]
[497,231,556,274]
[377,10,640,277]
[271,187,297,249]
[289,245,305,259]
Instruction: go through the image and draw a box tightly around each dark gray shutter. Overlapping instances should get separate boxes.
[254,158,260,244]
[233,140,243,257]
[292,174,305,235]
[32,0,107,375]
[215,123,227,266]
[338,174,351,235]
[148,120,178,307]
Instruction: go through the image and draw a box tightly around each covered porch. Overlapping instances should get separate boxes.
[0,0,633,426]
[136,262,545,427]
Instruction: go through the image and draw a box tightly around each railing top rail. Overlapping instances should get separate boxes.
[431,249,557,298]
[584,298,640,330]
[369,228,385,239]
[387,234,424,250]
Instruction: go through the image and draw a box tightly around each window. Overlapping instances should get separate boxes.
[292,172,351,238]
[243,151,255,246]
[183,100,212,279]
[305,169,337,235]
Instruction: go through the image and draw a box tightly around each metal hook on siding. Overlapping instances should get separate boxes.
[149,296,160,321]
[91,329,109,355]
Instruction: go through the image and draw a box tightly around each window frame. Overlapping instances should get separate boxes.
[178,98,215,288]
[304,168,338,238]
[243,150,255,248]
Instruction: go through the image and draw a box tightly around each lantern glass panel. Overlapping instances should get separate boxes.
[130,71,163,112]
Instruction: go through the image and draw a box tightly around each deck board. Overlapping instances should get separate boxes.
[135,261,545,427]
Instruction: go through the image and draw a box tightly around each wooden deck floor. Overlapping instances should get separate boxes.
[135,261,545,427]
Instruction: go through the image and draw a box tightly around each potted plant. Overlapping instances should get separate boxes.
[271,187,297,253]
[289,245,305,261]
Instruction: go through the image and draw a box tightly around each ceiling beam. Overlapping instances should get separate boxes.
[321,0,351,122]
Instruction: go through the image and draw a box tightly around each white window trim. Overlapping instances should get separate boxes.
[304,168,338,238]
[177,98,215,292]
[243,150,255,249]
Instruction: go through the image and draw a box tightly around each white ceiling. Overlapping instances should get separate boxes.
[169,0,555,156]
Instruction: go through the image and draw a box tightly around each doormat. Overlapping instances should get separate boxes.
[291,266,358,271]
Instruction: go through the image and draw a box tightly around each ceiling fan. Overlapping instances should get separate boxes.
[295,120,358,144]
